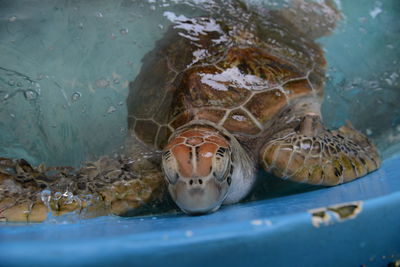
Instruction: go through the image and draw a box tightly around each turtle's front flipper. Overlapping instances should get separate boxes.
[261,115,380,186]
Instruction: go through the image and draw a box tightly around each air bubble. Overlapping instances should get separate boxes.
[40,190,51,207]
[8,80,15,86]
[120,28,128,35]
[37,73,46,80]
[3,94,10,101]
[368,81,379,88]
[370,6,382,18]
[62,191,74,204]
[95,12,103,18]
[71,92,81,102]
[107,106,117,114]
[113,78,120,84]
[17,82,23,87]
[24,90,38,101]
[54,192,62,200]
[8,15,17,22]
[95,79,109,88]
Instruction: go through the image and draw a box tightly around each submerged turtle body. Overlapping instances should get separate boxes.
[0,156,165,222]
[0,0,381,221]
[127,14,326,150]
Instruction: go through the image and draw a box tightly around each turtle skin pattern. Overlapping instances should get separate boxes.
[0,157,166,222]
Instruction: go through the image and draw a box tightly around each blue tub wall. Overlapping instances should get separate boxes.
[1,154,400,266]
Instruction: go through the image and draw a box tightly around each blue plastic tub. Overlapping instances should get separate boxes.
[1,155,400,266]
[0,0,399,266]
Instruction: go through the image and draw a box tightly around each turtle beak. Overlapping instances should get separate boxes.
[168,176,228,214]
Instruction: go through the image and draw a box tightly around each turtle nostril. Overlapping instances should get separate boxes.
[198,179,203,185]
[189,179,194,185]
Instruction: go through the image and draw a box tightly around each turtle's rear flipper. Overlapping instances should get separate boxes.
[0,156,165,223]
[261,115,381,186]
[277,0,341,39]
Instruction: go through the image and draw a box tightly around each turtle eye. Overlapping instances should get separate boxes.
[162,151,179,185]
[212,147,231,182]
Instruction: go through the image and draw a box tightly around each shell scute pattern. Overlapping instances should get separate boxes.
[127,10,328,149]
[195,108,226,125]
[218,47,306,88]
[244,89,287,123]
[223,108,261,135]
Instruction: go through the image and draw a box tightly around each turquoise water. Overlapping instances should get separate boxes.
[320,0,400,158]
[1,0,399,168]
[0,0,198,166]
[0,1,399,266]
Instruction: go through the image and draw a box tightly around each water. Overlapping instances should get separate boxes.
[0,0,399,167]
[0,0,193,166]
[1,2,400,266]
[319,0,400,158]
[0,0,399,217]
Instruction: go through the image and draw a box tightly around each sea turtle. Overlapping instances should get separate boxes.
[126,0,381,214]
[0,0,380,222]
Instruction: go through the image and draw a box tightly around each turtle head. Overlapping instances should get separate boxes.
[162,125,233,215]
